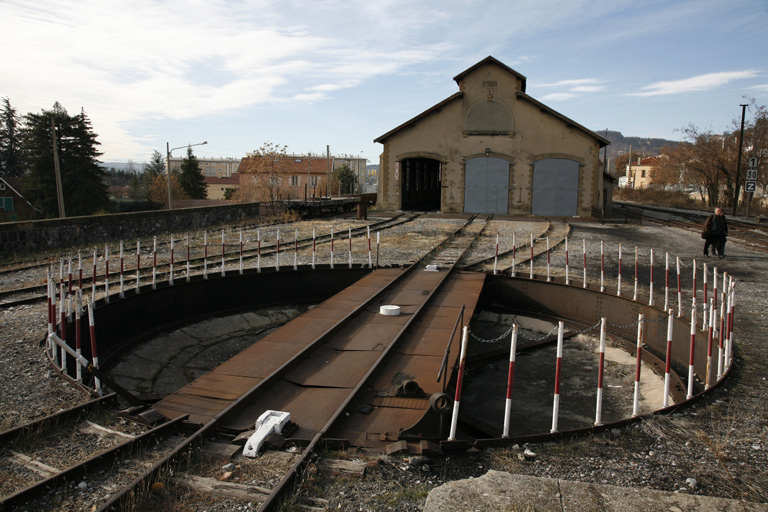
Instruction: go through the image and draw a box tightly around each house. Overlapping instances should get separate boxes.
[625,156,662,189]
[0,177,41,221]
[205,174,240,200]
[374,56,610,216]
[168,156,241,178]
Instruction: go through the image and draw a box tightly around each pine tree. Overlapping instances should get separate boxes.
[21,103,109,217]
[0,97,24,177]
[142,149,166,201]
[178,146,207,199]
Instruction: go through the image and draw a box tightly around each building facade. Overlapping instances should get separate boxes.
[625,156,661,189]
[375,56,609,216]
[0,178,41,221]
[168,156,241,178]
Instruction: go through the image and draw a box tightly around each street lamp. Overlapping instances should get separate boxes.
[166,140,207,209]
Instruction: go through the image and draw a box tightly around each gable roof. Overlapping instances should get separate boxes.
[373,92,463,144]
[516,92,610,147]
[453,55,527,93]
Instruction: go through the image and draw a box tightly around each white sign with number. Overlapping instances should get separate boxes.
[746,169,758,180]
[745,181,757,192]
[748,156,758,168]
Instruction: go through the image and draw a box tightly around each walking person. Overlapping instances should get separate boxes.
[703,207,728,258]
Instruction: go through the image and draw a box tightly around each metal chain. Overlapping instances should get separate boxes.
[468,319,601,344]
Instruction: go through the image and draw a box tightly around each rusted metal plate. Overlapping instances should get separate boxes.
[214,341,305,378]
[329,404,425,448]
[264,316,338,344]
[179,374,262,400]
[284,346,383,388]
[369,396,431,409]
[328,322,405,351]
[154,394,230,425]
[398,326,454,356]
[222,380,351,435]
[368,354,444,396]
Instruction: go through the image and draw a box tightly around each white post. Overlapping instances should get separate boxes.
[600,241,605,292]
[204,231,209,278]
[582,239,587,288]
[294,228,298,271]
[239,230,243,275]
[257,228,261,272]
[632,313,644,417]
[312,227,316,269]
[493,232,499,276]
[663,309,673,408]
[633,246,638,301]
[367,226,372,269]
[687,305,696,400]
[594,317,606,426]
[170,236,175,285]
[529,233,534,280]
[448,326,469,442]
[664,252,669,311]
[617,243,622,296]
[546,236,551,282]
[511,232,516,277]
[135,240,140,293]
[119,242,125,296]
[564,236,569,285]
[330,226,335,269]
[221,229,226,277]
[676,256,682,318]
[551,321,564,433]
[152,236,157,288]
[502,324,518,438]
[649,249,655,306]
[275,227,280,271]
[348,226,352,269]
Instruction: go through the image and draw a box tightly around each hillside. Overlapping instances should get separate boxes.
[600,130,679,162]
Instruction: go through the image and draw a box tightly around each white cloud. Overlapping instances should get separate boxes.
[750,84,768,92]
[539,92,578,102]
[539,78,605,88]
[629,70,759,97]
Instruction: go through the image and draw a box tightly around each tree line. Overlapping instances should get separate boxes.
[0,98,207,218]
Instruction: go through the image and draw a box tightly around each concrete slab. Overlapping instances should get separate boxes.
[423,471,768,512]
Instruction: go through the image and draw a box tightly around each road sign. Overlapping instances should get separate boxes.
[748,156,758,168]
[745,180,757,192]
[746,169,758,180]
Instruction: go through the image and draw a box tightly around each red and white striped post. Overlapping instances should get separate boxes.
[692,259,697,307]
[493,232,499,276]
[632,313,644,417]
[204,231,209,278]
[551,321,565,433]
[726,279,735,371]
[617,243,622,296]
[78,250,83,291]
[239,230,243,275]
[367,226,372,269]
[152,236,157,288]
[717,291,725,379]
[529,233,534,279]
[564,237,570,285]
[135,240,141,293]
[87,301,102,395]
[594,317,607,426]
[633,246,639,301]
[600,241,605,292]
[119,242,125,297]
[502,324,518,438]
[376,231,380,267]
[221,230,226,277]
[169,236,175,285]
[511,232,516,277]
[312,227,316,269]
[706,298,715,389]
[686,305,696,399]
[67,255,72,295]
[663,309,673,408]
[186,233,191,281]
[582,239,587,288]
[712,267,718,308]
[676,256,682,317]
[75,289,82,383]
[47,269,54,339]
[92,247,98,300]
[275,228,280,271]
[664,252,669,311]
[330,226,335,269]
[702,262,708,306]
[257,228,261,272]
[104,244,110,302]
[348,226,353,269]
[546,236,551,282]
[294,228,299,270]
[702,302,708,331]
[648,249,655,306]
[59,285,67,371]
[448,326,469,441]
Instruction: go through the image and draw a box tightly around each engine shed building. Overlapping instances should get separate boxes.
[374,56,610,217]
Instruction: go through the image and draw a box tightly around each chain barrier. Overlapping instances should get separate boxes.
[468,319,603,344]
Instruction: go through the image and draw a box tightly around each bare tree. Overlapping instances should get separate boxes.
[235,142,289,213]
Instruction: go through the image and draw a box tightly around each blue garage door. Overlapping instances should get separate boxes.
[463,157,509,214]
[531,159,579,216]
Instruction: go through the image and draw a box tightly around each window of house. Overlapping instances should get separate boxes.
[290,176,299,186]
[1,197,12,211]
[641,170,646,178]
[0,182,5,190]
[310,176,318,187]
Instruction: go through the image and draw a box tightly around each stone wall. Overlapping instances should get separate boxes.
[0,202,262,255]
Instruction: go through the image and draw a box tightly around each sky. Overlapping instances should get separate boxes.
[1,0,766,166]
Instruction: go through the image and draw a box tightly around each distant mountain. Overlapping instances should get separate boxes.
[599,130,679,162]
[102,161,146,172]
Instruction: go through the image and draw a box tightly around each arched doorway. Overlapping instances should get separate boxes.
[463,157,509,214]
[531,158,579,216]
[401,158,441,211]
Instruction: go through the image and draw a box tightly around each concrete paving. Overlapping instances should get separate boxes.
[423,470,768,512]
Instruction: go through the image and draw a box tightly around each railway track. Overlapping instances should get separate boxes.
[632,203,768,253]
[0,215,490,511]
[0,213,424,310]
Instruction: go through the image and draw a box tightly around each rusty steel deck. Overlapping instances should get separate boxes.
[152,268,485,449]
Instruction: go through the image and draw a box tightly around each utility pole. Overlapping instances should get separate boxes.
[51,117,66,218]
[732,104,748,216]
[326,145,330,198]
